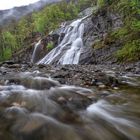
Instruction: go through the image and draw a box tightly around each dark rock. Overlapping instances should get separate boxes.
[91,72,120,88]
[79,47,95,64]
[1,61,15,65]
[59,33,65,43]
[125,66,133,71]
[7,64,22,68]
[0,66,8,75]
[54,78,66,84]
[91,79,98,85]
[52,71,69,78]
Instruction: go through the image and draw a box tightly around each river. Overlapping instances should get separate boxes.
[0,64,140,140]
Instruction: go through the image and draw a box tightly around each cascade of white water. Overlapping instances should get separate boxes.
[37,17,85,65]
[31,40,41,63]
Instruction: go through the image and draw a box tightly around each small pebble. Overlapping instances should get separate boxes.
[98,84,106,88]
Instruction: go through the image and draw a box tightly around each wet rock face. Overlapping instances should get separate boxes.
[79,47,95,64]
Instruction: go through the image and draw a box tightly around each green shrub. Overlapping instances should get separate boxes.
[46,42,54,51]
[2,31,18,49]
[131,18,140,31]
[32,2,79,33]
[3,48,12,61]
[117,40,140,61]
[97,0,105,8]
[111,27,129,39]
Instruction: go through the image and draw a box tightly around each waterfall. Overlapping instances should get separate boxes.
[31,40,42,63]
[37,17,85,65]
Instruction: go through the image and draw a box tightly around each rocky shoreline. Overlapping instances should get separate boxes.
[0,62,140,88]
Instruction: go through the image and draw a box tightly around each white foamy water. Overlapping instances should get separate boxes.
[37,17,85,65]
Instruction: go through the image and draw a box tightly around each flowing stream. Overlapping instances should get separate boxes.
[33,17,85,65]
[0,70,140,140]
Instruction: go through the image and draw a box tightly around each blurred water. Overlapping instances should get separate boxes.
[0,72,140,140]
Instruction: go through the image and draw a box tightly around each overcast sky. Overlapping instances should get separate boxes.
[0,0,40,10]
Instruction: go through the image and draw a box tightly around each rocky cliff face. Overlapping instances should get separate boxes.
[81,7,123,64]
